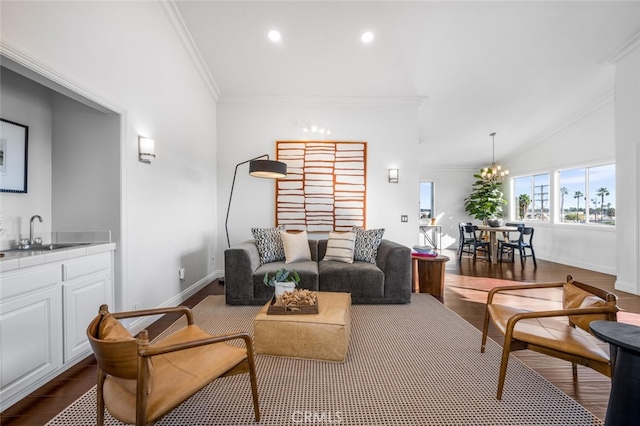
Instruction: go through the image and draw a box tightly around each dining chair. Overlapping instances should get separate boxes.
[457,222,473,256]
[459,225,491,262]
[499,222,525,261]
[498,226,537,267]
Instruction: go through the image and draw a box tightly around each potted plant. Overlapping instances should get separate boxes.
[464,171,508,224]
[263,268,301,296]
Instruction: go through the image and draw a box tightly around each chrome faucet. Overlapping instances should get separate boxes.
[29,215,43,245]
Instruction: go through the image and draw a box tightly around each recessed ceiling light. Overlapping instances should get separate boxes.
[268,30,281,42]
[361,31,374,44]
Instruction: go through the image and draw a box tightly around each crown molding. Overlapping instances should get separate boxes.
[503,91,614,163]
[159,0,220,102]
[599,31,640,65]
[217,95,428,108]
[0,41,125,114]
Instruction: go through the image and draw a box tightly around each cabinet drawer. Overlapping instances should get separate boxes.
[62,252,111,281]
[0,265,60,302]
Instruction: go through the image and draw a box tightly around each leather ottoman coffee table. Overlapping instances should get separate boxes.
[253,291,351,362]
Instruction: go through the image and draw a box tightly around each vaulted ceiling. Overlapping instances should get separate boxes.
[175,1,640,169]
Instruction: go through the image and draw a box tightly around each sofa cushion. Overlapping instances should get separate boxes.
[352,227,385,263]
[254,260,320,300]
[322,231,355,264]
[252,226,286,264]
[282,230,312,263]
[319,260,384,299]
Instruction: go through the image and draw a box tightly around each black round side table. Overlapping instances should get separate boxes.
[590,320,640,426]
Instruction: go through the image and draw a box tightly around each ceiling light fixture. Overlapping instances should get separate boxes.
[481,132,509,182]
[361,31,374,44]
[268,30,281,42]
[301,123,332,136]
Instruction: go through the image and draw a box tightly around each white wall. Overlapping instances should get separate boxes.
[1,1,218,312]
[216,98,421,268]
[614,46,640,295]
[0,68,52,244]
[503,100,616,274]
[51,93,120,236]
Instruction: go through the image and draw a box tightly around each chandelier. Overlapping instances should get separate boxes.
[481,132,509,182]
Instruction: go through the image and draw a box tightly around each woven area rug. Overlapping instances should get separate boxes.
[47,294,602,425]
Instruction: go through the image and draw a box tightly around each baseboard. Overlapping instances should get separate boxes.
[128,272,216,334]
[615,279,639,296]
[536,254,617,276]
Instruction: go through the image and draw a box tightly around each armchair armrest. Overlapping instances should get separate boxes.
[137,330,253,357]
[487,282,564,305]
[110,306,194,325]
[505,305,619,327]
[376,239,412,301]
[225,241,261,301]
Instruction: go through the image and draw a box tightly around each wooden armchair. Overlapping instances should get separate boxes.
[86,304,260,425]
[481,275,618,399]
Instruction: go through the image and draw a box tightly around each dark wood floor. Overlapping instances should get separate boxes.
[3,250,637,425]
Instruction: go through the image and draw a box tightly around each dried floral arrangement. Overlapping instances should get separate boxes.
[273,289,318,308]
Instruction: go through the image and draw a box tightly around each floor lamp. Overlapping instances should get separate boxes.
[225,154,287,248]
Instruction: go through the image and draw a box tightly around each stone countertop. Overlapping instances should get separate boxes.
[0,242,116,272]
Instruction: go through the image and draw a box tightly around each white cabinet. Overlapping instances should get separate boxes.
[62,252,112,362]
[0,264,63,408]
[0,249,114,411]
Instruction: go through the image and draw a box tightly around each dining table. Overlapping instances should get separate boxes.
[476,225,519,264]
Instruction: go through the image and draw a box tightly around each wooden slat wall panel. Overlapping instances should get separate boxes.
[276,141,367,232]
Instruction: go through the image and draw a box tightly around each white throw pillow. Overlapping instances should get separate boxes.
[282,231,311,263]
[322,231,355,264]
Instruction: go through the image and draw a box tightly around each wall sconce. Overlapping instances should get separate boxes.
[388,169,399,183]
[138,136,156,164]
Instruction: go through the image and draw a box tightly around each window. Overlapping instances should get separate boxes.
[513,173,550,222]
[419,182,434,220]
[559,164,615,225]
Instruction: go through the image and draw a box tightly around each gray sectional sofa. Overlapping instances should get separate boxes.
[224,239,412,305]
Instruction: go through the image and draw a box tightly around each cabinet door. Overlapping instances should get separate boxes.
[62,271,111,362]
[0,287,63,404]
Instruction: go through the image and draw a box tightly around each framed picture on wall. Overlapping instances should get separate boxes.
[0,118,29,193]
[276,140,367,232]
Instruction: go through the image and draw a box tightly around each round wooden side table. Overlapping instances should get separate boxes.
[411,254,450,302]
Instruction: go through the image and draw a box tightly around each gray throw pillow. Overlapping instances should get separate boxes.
[252,226,285,264]
[352,227,385,263]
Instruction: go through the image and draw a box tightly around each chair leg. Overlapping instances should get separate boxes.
[518,247,525,267]
[97,369,106,426]
[497,338,512,400]
[530,248,537,268]
[481,308,491,353]
[572,363,578,381]
[247,352,261,422]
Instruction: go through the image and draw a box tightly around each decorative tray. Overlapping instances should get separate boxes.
[267,290,319,315]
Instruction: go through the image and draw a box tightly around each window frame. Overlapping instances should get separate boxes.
[509,160,615,229]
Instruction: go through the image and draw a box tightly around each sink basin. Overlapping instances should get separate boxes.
[2,243,92,253]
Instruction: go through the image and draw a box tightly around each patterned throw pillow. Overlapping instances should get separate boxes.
[322,231,355,264]
[252,226,286,264]
[352,227,385,263]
